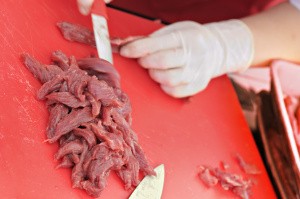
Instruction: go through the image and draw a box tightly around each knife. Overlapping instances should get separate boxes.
[91,0,113,63]
[129,164,165,199]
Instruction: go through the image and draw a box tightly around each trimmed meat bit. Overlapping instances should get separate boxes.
[198,166,218,187]
[220,161,230,170]
[235,154,261,175]
[110,36,145,47]
[198,165,254,199]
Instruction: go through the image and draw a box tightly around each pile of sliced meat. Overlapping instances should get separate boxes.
[21,51,155,197]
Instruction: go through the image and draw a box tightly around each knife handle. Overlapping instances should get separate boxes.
[91,0,108,19]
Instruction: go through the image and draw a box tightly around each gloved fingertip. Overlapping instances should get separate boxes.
[120,47,131,57]
[77,0,93,15]
[79,7,89,15]
[160,85,178,98]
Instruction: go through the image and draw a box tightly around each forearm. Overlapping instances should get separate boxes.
[242,2,300,66]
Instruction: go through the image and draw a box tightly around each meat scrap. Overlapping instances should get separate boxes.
[21,52,155,197]
[198,155,262,199]
[198,164,254,199]
[235,154,261,175]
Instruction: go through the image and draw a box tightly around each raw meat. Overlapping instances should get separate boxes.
[235,154,261,175]
[198,164,253,199]
[57,22,96,47]
[57,21,144,53]
[21,52,154,197]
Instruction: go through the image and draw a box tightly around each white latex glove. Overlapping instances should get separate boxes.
[120,20,254,98]
[77,0,112,15]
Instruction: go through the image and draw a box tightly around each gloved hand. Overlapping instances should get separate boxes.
[77,0,112,15]
[120,20,254,98]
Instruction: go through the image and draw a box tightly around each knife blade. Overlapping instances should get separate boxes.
[91,0,113,63]
[129,164,165,199]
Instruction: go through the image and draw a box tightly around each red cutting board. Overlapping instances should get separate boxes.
[0,1,276,198]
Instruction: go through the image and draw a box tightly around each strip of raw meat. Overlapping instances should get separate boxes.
[57,21,96,47]
[73,128,97,149]
[48,107,95,143]
[85,92,101,117]
[82,143,111,173]
[90,123,124,151]
[51,50,70,71]
[59,133,77,147]
[64,67,89,102]
[78,58,120,88]
[88,77,121,107]
[46,92,89,108]
[37,75,64,99]
[47,104,69,139]
[56,20,144,55]
[69,55,79,68]
[21,53,62,83]
[72,141,89,188]
[133,143,155,176]
[111,110,137,150]
[81,181,102,198]
[55,139,84,160]
[70,153,80,164]
[115,89,132,124]
[117,156,140,189]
